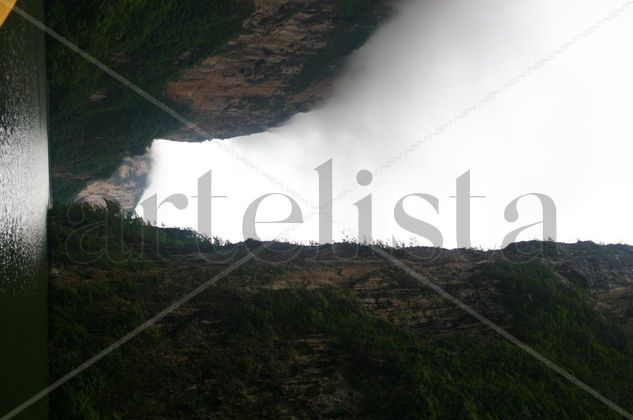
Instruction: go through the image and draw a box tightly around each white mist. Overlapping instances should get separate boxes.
[138,0,633,248]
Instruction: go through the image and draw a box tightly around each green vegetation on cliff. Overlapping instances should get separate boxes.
[46,0,393,203]
[48,205,633,418]
[48,201,217,266]
[46,0,253,200]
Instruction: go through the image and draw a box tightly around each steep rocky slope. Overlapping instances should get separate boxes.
[48,204,633,419]
[47,0,395,205]
[165,0,395,141]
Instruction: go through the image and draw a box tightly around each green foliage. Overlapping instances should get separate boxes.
[485,261,633,409]
[50,279,633,418]
[48,211,633,418]
[46,0,253,200]
[48,202,215,266]
[227,287,633,419]
[49,276,156,420]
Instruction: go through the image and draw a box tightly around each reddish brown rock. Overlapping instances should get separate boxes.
[165,0,394,141]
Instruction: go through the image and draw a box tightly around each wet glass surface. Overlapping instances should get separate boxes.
[0,0,49,417]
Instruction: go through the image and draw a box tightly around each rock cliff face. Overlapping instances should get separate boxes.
[266,242,633,335]
[166,0,395,141]
[73,0,395,208]
[50,240,633,417]
[75,155,152,209]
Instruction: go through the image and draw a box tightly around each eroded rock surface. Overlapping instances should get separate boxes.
[76,154,152,210]
[74,0,395,208]
[166,0,395,141]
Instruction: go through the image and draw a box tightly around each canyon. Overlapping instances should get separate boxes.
[49,232,633,417]
[51,0,395,208]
